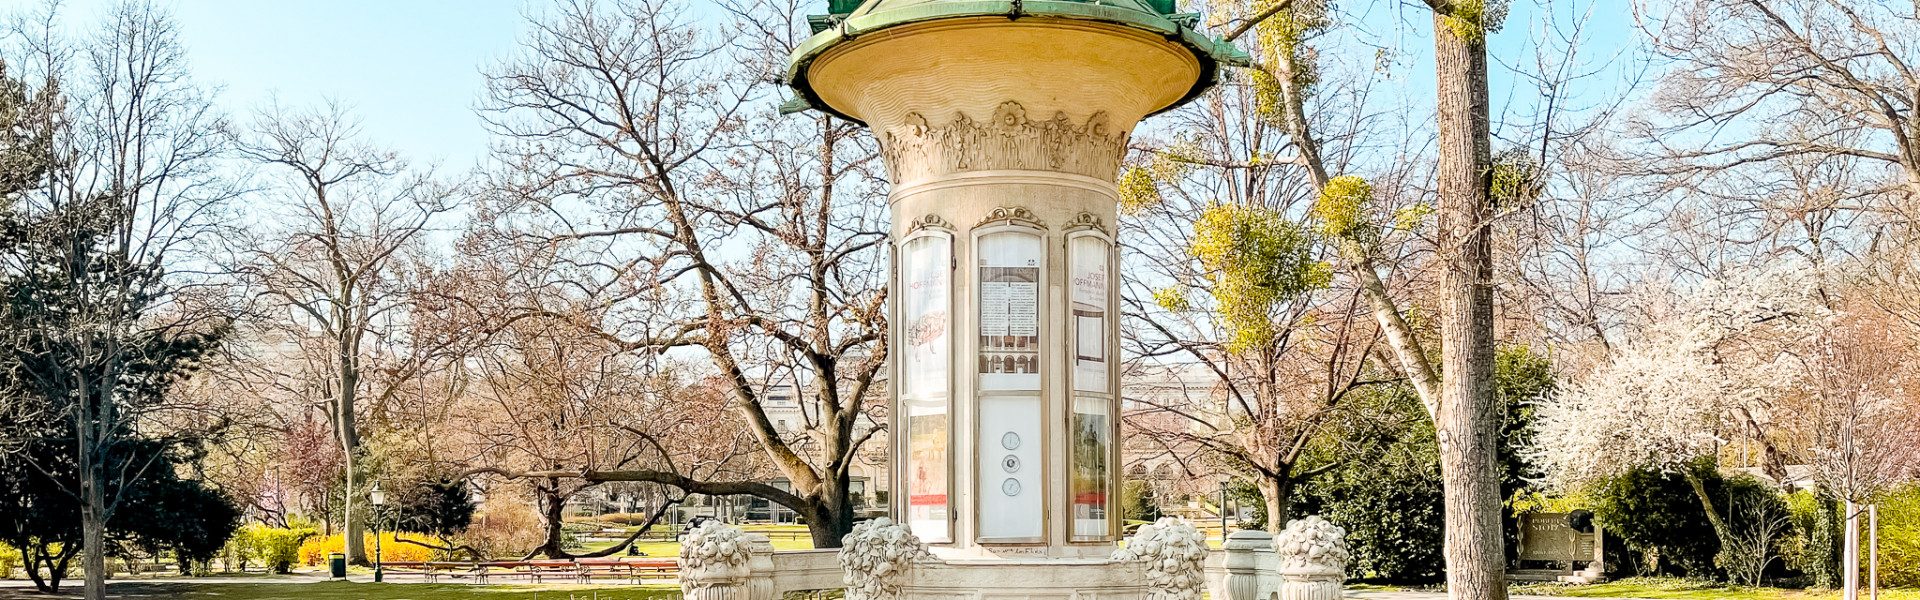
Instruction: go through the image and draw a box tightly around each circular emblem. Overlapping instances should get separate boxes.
[1001,478,1022,497]
[1000,432,1021,450]
[1001,455,1021,473]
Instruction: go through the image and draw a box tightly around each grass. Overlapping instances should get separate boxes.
[1511,577,1920,600]
[0,581,682,600]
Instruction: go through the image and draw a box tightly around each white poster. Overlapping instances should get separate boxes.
[901,236,951,398]
[977,232,1042,391]
[977,395,1043,541]
[1069,236,1110,392]
[899,235,952,542]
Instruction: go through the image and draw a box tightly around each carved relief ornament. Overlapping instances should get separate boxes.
[908,214,954,233]
[882,101,1130,184]
[1063,212,1106,234]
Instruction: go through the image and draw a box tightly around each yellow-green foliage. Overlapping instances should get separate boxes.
[1190,203,1329,352]
[1392,203,1433,231]
[1488,149,1543,208]
[1119,167,1162,215]
[1883,484,1920,587]
[300,532,438,566]
[1153,286,1191,313]
[1251,0,1330,122]
[1311,175,1377,246]
[1121,139,1202,215]
[0,541,19,579]
[231,524,315,574]
[1440,0,1509,44]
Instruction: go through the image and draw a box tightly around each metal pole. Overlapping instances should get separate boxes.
[374,522,383,583]
[1870,504,1879,600]
[1218,481,1228,542]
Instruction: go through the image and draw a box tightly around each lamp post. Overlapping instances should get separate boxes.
[1219,478,1230,542]
[369,481,385,583]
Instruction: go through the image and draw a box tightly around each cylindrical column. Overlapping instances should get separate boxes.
[789,0,1243,563]
[886,103,1124,557]
[811,19,1199,559]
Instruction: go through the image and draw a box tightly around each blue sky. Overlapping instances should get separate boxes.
[164,0,529,170]
[38,0,1642,171]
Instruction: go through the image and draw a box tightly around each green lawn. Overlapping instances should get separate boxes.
[1512,577,1920,600]
[0,581,681,600]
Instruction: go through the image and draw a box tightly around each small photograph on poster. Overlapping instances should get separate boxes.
[1069,236,1109,392]
[977,232,1041,391]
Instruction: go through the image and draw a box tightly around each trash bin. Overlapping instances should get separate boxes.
[328,553,347,579]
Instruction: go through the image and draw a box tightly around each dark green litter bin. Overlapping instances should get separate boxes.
[327,552,347,579]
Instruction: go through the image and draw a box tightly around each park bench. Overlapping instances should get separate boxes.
[622,558,680,583]
[517,559,584,583]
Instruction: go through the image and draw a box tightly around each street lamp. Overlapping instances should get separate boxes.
[1218,478,1230,542]
[369,481,385,583]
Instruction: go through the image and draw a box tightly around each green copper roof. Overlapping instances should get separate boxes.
[783,0,1251,124]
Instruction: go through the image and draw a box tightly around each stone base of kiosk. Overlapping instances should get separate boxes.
[895,560,1155,600]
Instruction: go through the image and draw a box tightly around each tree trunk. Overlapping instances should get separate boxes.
[337,354,367,565]
[82,467,105,600]
[1681,470,1732,544]
[806,474,856,549]
[1431,9,1508,600]
[528,481,575,559]
[1258,475,1296,534]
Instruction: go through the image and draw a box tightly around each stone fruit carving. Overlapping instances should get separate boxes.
[680,520,753,597]
[1112,517,1208,600]
[838,517,930,600]
[1273,516,1350,573]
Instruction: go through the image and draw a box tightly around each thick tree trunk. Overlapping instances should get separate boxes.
[81,466,105,599]
[805,473,856,549]
[1258,475,1296,534]
[338,353,367,565]
[1431,10,1508,600]
[528,481,575,559]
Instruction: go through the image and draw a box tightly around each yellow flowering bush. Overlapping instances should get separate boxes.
[298,531,437,566]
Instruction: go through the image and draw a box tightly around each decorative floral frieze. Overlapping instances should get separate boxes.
[882,100,1130,184]
[1112,517,1207,600]
[838,517,930,600]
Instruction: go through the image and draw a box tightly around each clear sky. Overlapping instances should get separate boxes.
[163,0,530,170]
[39,0,1641,172]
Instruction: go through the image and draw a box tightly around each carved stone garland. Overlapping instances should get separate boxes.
[838,517,931,600]
[883,100,1130,185]
[1273,516,1350,600]
[1112,517,1208,600]
[680,521,755,600]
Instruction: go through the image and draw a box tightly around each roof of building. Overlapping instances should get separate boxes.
[781,0,1251,123]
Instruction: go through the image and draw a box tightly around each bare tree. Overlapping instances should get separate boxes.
[231,102,456,564]
[473,0,888,546]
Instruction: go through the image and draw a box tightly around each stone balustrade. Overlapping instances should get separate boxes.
[679,516,1348,600]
